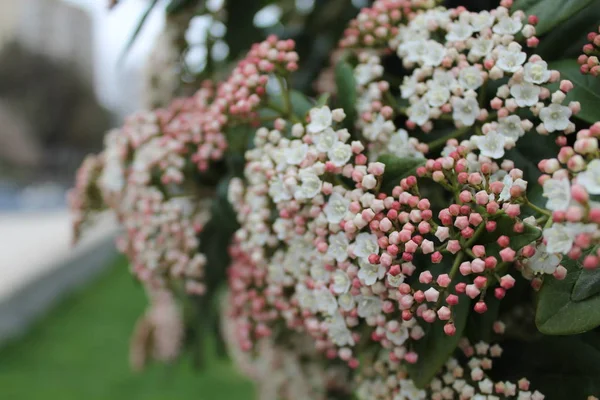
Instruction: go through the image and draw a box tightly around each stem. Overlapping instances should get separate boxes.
[427,126,471,151]
[277,75,293,116]
[525,198,551,217]
[464,223,486,249]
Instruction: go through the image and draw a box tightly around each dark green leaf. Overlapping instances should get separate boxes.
[335,60,357,128]
[268,89,314,120]
[118,0,160,64]
[466,292,501,343]
[377,154,425,193]
[573,266,600,301]
[406,276,470,388]
[536,246,600,334]
[166,0,199,14]
[536,0,600,61]
[317,93,331,107]
[490,334,600,399]
[549,59,600,124]
[514,0,596,36]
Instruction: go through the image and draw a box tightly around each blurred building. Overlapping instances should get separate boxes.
[0,0,94,81]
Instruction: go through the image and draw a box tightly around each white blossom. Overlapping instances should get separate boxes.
[539,104,572,132]
[357,258,385,286]
[459,66,484,90]
[328,142,353,167]
[313,128,338,153]
[328,313,354,346]
[510,82,541,107]
[469,37,494,58]
[396,379,427,400]
[497,48,526,73]
[388,129,425,159]
[452,97,480,126]
[284,141,309,165]
[472,132,506,159]
[354,63,383,86]
[523,60,551,84]
[422,41,447,67]
[528,243,561,274]
[497,115,525,141]
[353,232,380,260]
[328,231,349,262]
[543,223,573,254]
[469,11,495,31]
[338,292,355,311]
[409,100,431,126]
[324,192,350,224]
[307,106,332,133]
[401,76,418,99]
[386,325,409,346]
[387,272,405,287]
[294,170,322,200]
[492,15,523,35]
[543,178,571,211]
[577,159,600,194]
[446,22,474,42]
[499,174,527,201]
[332,270,351,294]
[356,295,382,318]
[315,287,338,315]
[269,176,293,203]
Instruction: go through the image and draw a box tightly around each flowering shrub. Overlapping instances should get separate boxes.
[72,0,600,398]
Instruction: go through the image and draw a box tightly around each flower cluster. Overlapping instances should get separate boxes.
[578,26,600,76]
[539,123,600,269]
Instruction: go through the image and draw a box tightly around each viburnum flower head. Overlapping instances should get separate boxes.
[528,243,561,274]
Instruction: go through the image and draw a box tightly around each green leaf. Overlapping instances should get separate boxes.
[514,0,596,36]
[118,0,160,64]
[536,246,600,334]
[466,292,501,343]
[549,59,600,124]
[166,0,198,14]
[316,93,331,107]
[491,334,600,399]
[377,154,425,193]
[268,89,314,119]
[335,60,357,128]
[406,276,470,388]
[573,267,600,301]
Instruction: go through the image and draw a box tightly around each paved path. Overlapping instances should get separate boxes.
[0,210,118,342]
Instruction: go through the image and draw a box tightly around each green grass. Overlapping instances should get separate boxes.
[0,257,255,400]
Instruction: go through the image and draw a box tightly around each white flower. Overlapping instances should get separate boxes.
[310,264,330,283]
[432,69,457,88]
[100,156,125,192]
[284,141,309,165]
[398,39,428,64]
[528,243,561,274]
[577,159,600,194]
[269,176,292,203]
[543,223,573,254]
[338,293,356,311]
[386,324,409,346]
[469,11,495,31]
[452,97,480,126]
[510,82,541,107]
[356,295,382,318]
[459,66,484,90]
[543,178,571,211]
[294,170,322,200]
[324,192,350,223]
[354,232,379,259]
[328,142,353,167]
[328,313,354,346]
[401,76,418,99]
[315,287,338,315]
[472,132,506,159]
[387,272,405,287]
[469,37,494,58]
[422,40,447,67]
[446,22,474,41]
[307,106,332,133]
[358,258,385,286]
[408,100,431,126]
[497,115,525,141]
[426,86,451,107]
[313,128,338,153]
[363,114,395,141]
[497,48,526,73]
[499,174,527,202]
[396,379,427,400]
[328,231,349,262]
[492,15,523,35]
[296,285,317,312]
[332,270,351,294]
[539,104,572,132]
[388,129,425,159]
[523,60,551,84]
[354,63,383,86]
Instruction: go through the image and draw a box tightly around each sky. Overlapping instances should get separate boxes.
[61,0,167,117]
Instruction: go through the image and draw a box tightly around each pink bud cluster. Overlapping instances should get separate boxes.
[578,26,600,76]
[68,154,105,243]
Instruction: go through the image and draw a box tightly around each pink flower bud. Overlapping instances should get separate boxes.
[437,273,451,287]
[437,306,452,321]
[500,274,516,289]
[553,265,567,280]
[424,287,440,302]
[474,301,488,314]
[447,240,462,254]
[474,276,487,289]
[472,245,486,257]
[495,287,506,299]
[469,213,483,226]
[466,284,481,299]
[499,247,516,262]
[431,251,443,263]
[446,294,459,305]
[471,258,486,273]
[443,322,456,336]
[460,261,473,276]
